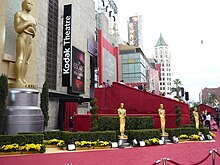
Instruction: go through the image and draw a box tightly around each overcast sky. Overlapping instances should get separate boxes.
[113,0,220,102]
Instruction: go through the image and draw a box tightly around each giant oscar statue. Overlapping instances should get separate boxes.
[158,104,168,136]
[193,107,199,129]
[10,0,37,88]
[5,0,44,134]
[118,103,127,138]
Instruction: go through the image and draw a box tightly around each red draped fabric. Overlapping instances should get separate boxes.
[94,82,190,128]
[199,104,216,114]
[64,102,78,131]
[95,82,190,115]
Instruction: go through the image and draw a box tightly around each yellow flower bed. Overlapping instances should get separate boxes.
[75,140,110,148]
[145,138,159,146]
[189,134,199,141]
[46,139,64,145]
[0,143,45,153]
[179,134,189,139]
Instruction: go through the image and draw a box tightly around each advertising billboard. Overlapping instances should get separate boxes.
[70,46,85,94]
[98,29,119,85]
[128,16,139,46]
[102,48,117,83]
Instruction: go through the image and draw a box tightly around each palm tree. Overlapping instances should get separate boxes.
[171,79,182,98]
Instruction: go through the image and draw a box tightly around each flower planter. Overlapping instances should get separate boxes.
[21,151,42,154]
[179,139,189,142]
[46,145,58,148]
[0,151,21,156]
[93,146,111,150]
[76,147,93,151]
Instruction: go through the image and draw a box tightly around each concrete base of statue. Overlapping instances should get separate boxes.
[118,135,130,147]
[4,88,44,134]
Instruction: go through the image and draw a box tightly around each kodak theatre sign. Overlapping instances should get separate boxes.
[62,4,72,86]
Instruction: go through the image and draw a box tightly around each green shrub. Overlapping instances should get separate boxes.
[0,134,44,146]
[127,129,160,141]
[40,81,49,128]
[90,98,99,131]
[97,116,119,131]
[166,127,204,138]
[0,74,8,134]
[175,104,182,127]
[19,131,63,140]
[97,116,154,131]
[62,131,117,143]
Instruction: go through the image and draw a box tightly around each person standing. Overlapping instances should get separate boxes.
[205,112,211,130]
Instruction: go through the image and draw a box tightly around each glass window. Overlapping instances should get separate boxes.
[46,0,58,89]
[128,64,134,72]
[134,73,140,77]
[134,64,140,72]
[129,53,135,59]
[129,73,135,78]
[122,55,128,60]
[122,64,128,73]
[122,59,128,63]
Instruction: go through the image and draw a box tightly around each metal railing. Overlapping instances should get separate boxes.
[151,149,218,165]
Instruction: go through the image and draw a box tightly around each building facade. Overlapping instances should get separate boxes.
[0,0,97,130]
[118,44,159,94]
[154,33,172,95]
[200,87,220,105]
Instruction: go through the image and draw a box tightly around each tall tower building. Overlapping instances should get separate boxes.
[155,33,172,95]
[128,15,143,48]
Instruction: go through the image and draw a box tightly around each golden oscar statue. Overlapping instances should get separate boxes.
[193,107,199,129]
[12,0,37,88]
[158,104,168,136]
[118,103,127,138]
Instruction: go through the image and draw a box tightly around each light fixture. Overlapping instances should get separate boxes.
[172,136,179,143]
[118,139,124,148]
[68,144,76,151]
[207,134,213,140]
[139,141,145,147]
[111,142,118,148]
[132,139,138,147]
[199,134,205,141]
[159,139,164,145]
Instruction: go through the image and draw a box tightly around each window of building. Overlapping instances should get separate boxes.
[134,63,141,72]
[46,0,58,89]
[122,64,129,73]
[128,64,134,72]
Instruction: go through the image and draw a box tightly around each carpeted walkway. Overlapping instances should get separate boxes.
[1,132,220,165]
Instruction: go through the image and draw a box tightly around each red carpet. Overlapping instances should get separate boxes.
[1,132,220,165]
